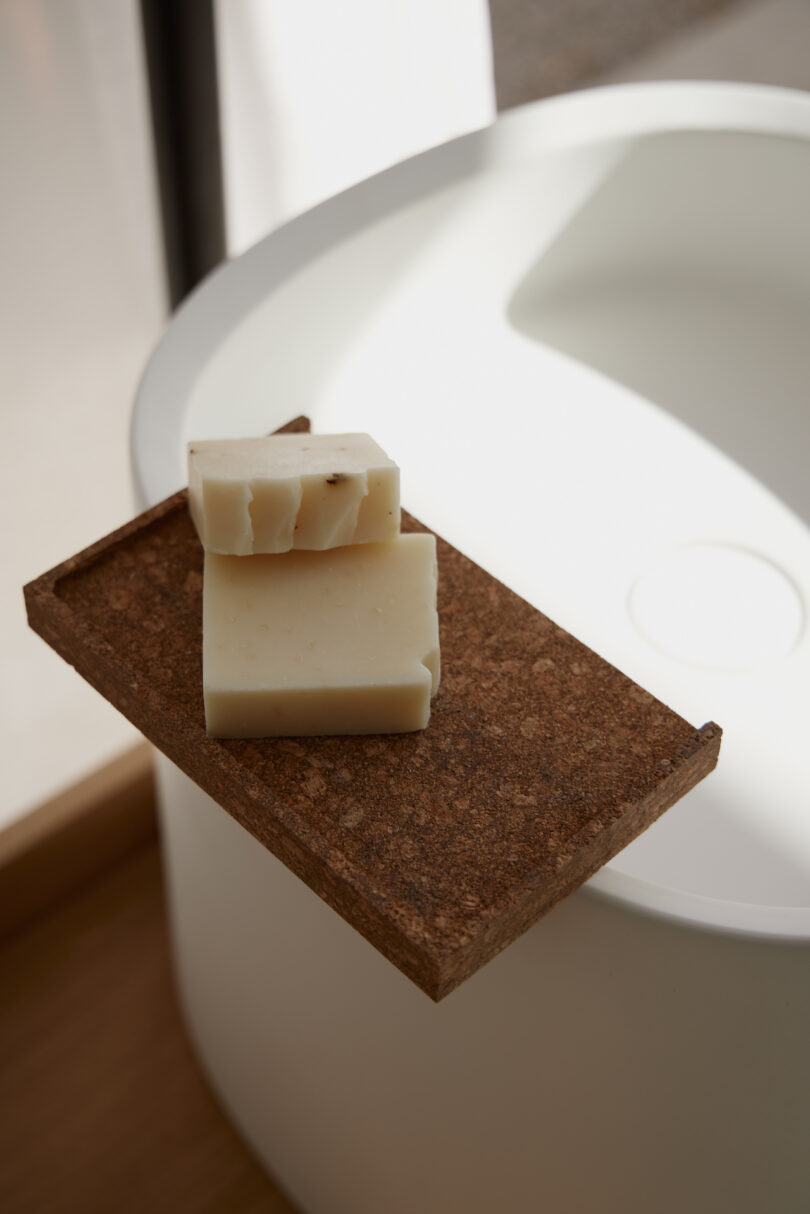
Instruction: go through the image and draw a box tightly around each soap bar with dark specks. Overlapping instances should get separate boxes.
[188,432,399,553]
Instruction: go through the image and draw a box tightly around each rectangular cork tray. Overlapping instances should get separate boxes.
[25,420,720,1000]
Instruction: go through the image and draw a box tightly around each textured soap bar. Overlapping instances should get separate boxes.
[203,534,440,737]
[188,433,399,554]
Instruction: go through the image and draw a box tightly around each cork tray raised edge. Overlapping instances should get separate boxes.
[24,427,721,1001]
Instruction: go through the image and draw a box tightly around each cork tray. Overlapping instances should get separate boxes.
[25,421,721,1000]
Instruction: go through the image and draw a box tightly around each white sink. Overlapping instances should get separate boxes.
[133,83,810,1214]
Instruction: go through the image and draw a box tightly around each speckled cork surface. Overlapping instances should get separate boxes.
[25,422,721,1000]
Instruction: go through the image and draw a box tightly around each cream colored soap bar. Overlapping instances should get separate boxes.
[188,433,399,554]
[203,533,440,737]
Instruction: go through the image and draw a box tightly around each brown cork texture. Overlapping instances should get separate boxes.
[25,418,721,1000]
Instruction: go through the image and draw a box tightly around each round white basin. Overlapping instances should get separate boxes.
[133,83,810,1214]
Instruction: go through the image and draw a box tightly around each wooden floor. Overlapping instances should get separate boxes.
[0,840,298,1214]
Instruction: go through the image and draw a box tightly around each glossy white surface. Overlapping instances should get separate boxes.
[135,79,810,1214]
[134,84,810,935]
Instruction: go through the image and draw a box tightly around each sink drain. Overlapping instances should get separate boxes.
[628,541,805,672]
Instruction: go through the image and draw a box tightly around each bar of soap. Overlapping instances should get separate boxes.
[188,433,399,554]
[203,533,440,737]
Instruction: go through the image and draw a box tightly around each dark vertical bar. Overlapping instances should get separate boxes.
[140,0,226,309]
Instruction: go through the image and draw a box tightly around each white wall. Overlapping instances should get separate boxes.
[1,0,165,825]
